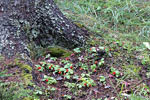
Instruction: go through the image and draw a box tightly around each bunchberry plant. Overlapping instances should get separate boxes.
[98,58,104,67]
[45,54,51,59]
[60,60,69,64]
[63,95,72,99]
[90,47,97,53]
[73,75,79,80]
[64,82,76,89]
[73,48,81,53]
[99,76,106,83]
[91,64,97,72]
[50,87,56,91]
[64,73,71,79]
[50,57,57,61]
[54,65,61,73]
[43,75,57,84]
[77,73,96,88]
[46,63,54,70]
[35,65,44,72]
[111,67,120,77]
[40,61,47,67]
[64,63,72,69]
[35,90,43,95]
[79,63,88,70]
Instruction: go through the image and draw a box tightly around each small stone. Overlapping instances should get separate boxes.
[56,76,63,81]
[104,85,111,89]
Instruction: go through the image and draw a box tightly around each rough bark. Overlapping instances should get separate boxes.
[0,0,88,59]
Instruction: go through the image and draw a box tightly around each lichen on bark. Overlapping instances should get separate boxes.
[0,0,88,59]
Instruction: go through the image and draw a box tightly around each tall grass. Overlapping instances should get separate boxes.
[56,0,150,39]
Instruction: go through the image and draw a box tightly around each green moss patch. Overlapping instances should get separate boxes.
[28,44,73,59]
[45,47,72,58]
[3,58,33,86]
[21,72,33,86]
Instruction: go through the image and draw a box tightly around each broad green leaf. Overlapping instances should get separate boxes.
[143,42,150,50]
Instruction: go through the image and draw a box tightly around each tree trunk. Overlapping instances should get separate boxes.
[0,0,88,59]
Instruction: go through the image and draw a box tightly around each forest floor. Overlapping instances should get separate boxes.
[1,0,150,100]
[27,37,150,100]
[1,34,150,100]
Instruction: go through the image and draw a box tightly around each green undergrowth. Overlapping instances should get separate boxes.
[0,70,33,100]
[55,0,150,99]
[32,44,150,99]
[1,58,33,86]
[56,0,150,41]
